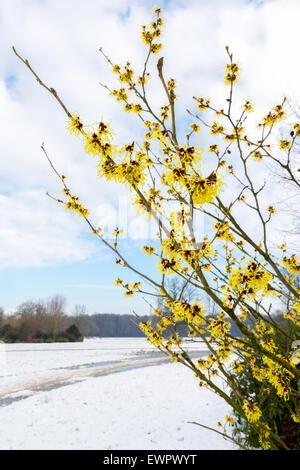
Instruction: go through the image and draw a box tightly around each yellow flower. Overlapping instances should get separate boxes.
[292,123,300,136]
[281,254,300,275]
[143,246,155,255]
[190,172,223,205]
[228,261,273,300]
[242,100,254,113]
[232,360,244,373]
[291,412,300,423]
[213,221,235,242]
[251,150,263,162]
[110,88,128,102]
[262,104,286,126]
[243,401,262,423]
[124,103,143,114]
[66,113,83,136]
[208,144,219,154]
[63,190,89,218]
[225,415,235,425]
[285,305,300,326]
[266,205,276,214]
[224,63,240,85]
[207,314,231,338]
[258,425,271,450]
[279,140,291,150]
[211,122,226,135]
[193,97,210,111]
[190,123,200,133]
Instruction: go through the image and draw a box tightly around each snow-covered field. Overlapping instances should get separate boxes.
[0,338,236,450]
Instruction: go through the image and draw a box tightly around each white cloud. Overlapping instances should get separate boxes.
[0,190,100,268]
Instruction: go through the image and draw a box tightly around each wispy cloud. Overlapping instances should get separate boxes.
[67,284,114,289]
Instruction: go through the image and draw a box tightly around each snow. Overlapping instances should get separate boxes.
[0,338,236,450]
[0,337,208,395]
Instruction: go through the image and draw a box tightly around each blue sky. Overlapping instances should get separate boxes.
[1,0,300,315]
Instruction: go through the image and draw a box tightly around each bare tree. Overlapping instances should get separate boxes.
[71,304,95,336]
[46,295,66,338]
[0,307,4,327]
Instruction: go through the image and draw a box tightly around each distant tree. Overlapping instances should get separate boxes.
[46,295,66,339]
[15,301,39,341]
[64,324,83,342]
[0,307,4,327]
[72,304,87,317]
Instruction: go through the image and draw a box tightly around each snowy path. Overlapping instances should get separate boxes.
[0,338,208,405]
[0,355,170,405]
[0,339,237,449]
[0,362,237,450]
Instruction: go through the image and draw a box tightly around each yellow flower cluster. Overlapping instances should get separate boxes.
[211,122,226,135]
[169,210,187,237]
[175,145,203,170]
[242,400,262,423]
[157,257,179,275]
[258,425,271,450]
[251,150,263,162]
[281,254,300,275]
[224,63,240,85]
[228,261,273,300]
[242,100,254,113]
[190,123,200,133]
[98,153,147,187]
[207,313,231,338]
[165,299,206,327]
[266,205,276,214]
[208,144,219,154]
[213,221,235,242]
[118,61,134,84]
[62,188,89,218]
[292,123,300,136]
[66,115,148,191]
[140,7,164,55]
[142,245,155,256]
[124,103,143,114]
[161,145,204,183]
[231,360,244,373]
[215,337,233,361]
[252,365,267,381]
[139,320,163,347]
[110,88,128,102]
[262,104,285,126]
[160,235,214,275]
[133,188,163,218]
[193,96,210,111]
[66,113,83,136]
[267,369,291,401]
[190,172,223,205]
[279,139,291,150]
[284,303,300,326]
[224,127,245,143]
[115,279,142,297]
[225,415,235,425]
[160,105,170,120]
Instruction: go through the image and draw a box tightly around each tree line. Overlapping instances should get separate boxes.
[0,293,251,342]
[0,296,83,343]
